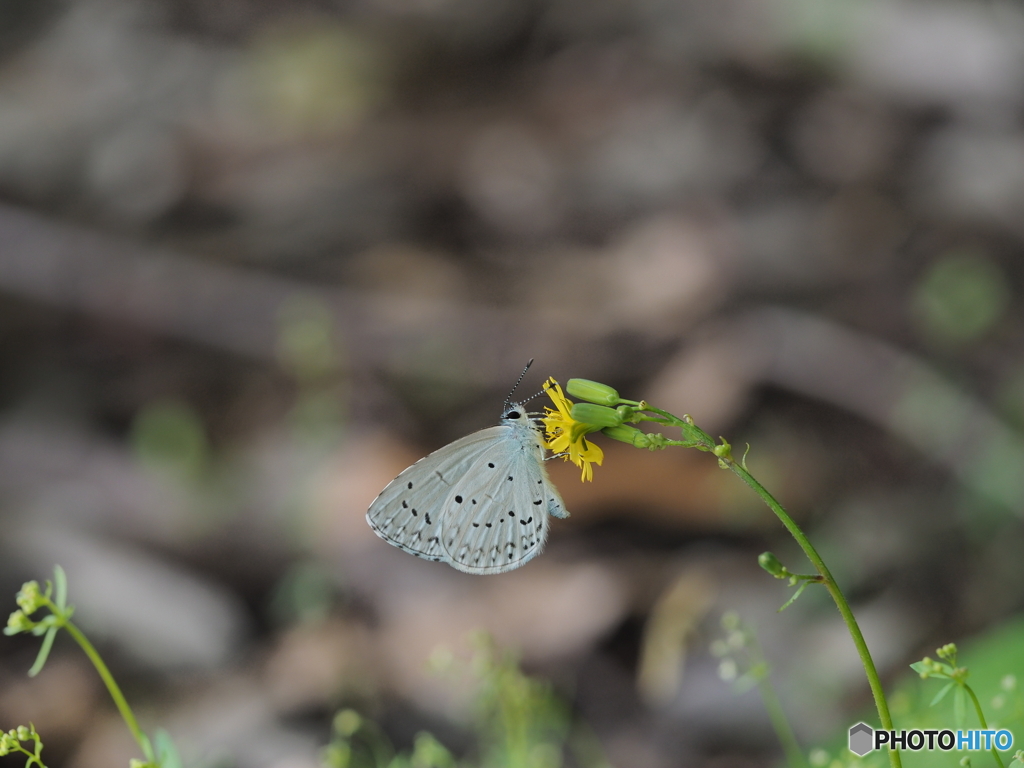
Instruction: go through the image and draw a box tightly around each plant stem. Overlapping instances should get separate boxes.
[12,744,44,768]
[63,621,154,763]
[754,668,810,768]
[633,407,900,764]
[965,684,1006,768]
[724,459,902,768]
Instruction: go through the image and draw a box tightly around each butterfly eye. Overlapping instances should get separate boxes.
[507,410,520,419]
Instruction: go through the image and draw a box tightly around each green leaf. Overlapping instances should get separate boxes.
[27,626,57,677]
[909,661,929,675]
[929,681,955,707]
[777,581,809,612]
[153,729,182,768]
[53,566,67,613]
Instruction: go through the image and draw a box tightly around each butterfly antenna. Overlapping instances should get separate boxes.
[504,359,534,407]
[520,387,547,406]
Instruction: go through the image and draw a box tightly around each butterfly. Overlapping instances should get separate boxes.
[366,363,568,574]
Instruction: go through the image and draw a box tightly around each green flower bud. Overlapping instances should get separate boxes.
[0,740,9,757]
[15,726,28,742]
[757,552,786,577]
[914,657,936,678]
[570,402,624,429]
[4,610,32,635]
[717,659,738,681]
[937,643,957,660]
[615,404,638,420]
[566,379,620,406]
[15,581,41,615]
[601,424,650,447]
[334,709,362,737]
[709,639,729,657]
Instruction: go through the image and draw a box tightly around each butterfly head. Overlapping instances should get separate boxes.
[501,403,525,421]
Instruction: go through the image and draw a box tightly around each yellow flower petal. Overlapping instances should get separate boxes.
[542,377,603,482]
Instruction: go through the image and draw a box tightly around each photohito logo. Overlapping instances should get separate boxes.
[848,722,1014,756]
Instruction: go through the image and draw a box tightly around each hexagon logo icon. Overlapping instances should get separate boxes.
[849,722,874,756]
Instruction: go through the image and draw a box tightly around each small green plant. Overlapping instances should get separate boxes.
[322,635,608,768]
[321,708,455,768]
[711,612,809,768]
[912,643,1007,767]
[0,723,46,768]
[4,566,182,768]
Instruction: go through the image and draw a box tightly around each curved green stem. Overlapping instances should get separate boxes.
[724,460,901,768]
[11,744,44,768]
[63,621,153,763]
[633,405,901,766]
[965,684,1006,768]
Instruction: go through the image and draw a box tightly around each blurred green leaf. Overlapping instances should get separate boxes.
[153,730,182,768]
[132,399,210,481]
[912,251,1010,345]
[930,682,954,707]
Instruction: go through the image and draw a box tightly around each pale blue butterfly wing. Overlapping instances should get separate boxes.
[439,415,568,574]
[366,406,568,574]
[366,427,500,562]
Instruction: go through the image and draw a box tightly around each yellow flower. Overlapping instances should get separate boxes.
[542,378,604,482]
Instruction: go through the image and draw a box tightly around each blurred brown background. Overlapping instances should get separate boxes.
[1,0,1024,766]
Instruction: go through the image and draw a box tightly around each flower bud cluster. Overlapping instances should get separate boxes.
[4,609,33,635]
[5,580,53,638]
[916,656,944,677]
[565,379,663,448]
[937,643,958,662]
[912,650,968,684]
[16,581,43,615]
[0,724,39,757]
[709,612,770,689]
